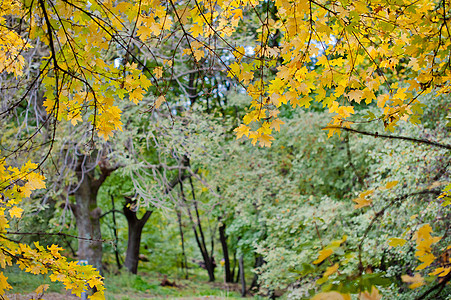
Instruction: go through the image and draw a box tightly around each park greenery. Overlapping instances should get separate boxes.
[0,0,450,299]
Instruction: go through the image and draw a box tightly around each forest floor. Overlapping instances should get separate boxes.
[5,268,249,299]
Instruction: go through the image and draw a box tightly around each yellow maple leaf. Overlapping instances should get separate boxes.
[257,123,272,135]
[249,131,259,146]
[155,95,165,109]
[0,272,12,294]
[69,107,83,126]
[47,244,64,257]
[359,286,382,300]
[336,106,354,119]
[352,189,374,209]
[26,172,46,189]
[153,66,163,79]
[353,198,372,209]
[89,290,105,300]
[193,49,204,61]
[313,248,333,264]
[234,124,250,139]
[87,276,103,289]
[312,291,351,300]
[347,89,364,103]
[241,70,253,83]
[323,263,339,277]
[233,46,245,61]
[401,273,424,289]
[258,134,275,148]
[129,87,144,104]
[9,206,23,218]
[388,238,407,247]
[270,118,285,132]
[35,284,50,294]
[429,266,451,277]
[415,252,436,270]
[190,23,203,37]
[385,180,399,189]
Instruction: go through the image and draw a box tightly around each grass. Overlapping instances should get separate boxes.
[104,271,243,299]
[4,267,244,299]
[4,265,65,294]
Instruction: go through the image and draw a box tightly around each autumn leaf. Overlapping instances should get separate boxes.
[47,244,64,257]
[270,118,285,132]
[388,238,407,247]
[352,189,374,209]
[9,206,23,218]
[190,23,203,37]
[359,286,382,300]
[129,87,145,104]
[234,124,250,139]
[416,253,436,270]
[312,291,351,300]
[24,172,46,197]
[258,134,275,148]
[347,89,364,103]
[89,290,105,300]
[313,248,333,264]
[429,267,451,277]
[323,263,339,277]
[0,272,12,294]
[153,66,163,79]
[381,180,398,190]
[401,273,424,289]
[353,198,372,209]
[155,95,166,109]
[35,284,49,294]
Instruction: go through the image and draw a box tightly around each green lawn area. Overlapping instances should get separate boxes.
[5,266,245,299]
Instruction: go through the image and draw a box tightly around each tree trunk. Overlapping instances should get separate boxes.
[71,154,118,275]
[176,208,189,279]
[110,195,122,270]
[232,251,237,283]
[180,180,216,282]
[72,166,103,274]
[123,196,153,274]
[218,222,232,282]
[250,255,264,291]
[239,255,246,297]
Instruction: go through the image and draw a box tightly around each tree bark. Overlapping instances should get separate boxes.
[218,221,232,282]
[111,195,122,270]
[72,164,103,274]
[71,154,117,275]
[123,196,153,274]
[176,208,189,279]
[180,180,216,282]
[250,255,264,291]
[239,255,246,297]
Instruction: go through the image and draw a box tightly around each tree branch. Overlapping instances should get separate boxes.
[5,231,107,242]
[324,126,451,150]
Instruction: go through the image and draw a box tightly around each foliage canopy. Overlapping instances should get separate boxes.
[0,0,450,298]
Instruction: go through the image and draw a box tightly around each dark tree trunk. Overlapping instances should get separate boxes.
[176,208,189,279]
[111,195,122,270]
[123,196,153,274]
[232,251,238,283]
[250,255,264,291]
[239,255,246,297]
[218,221,232,282]
[180,179,216,282]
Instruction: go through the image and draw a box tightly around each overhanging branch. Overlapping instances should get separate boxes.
[324,126,451,150]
